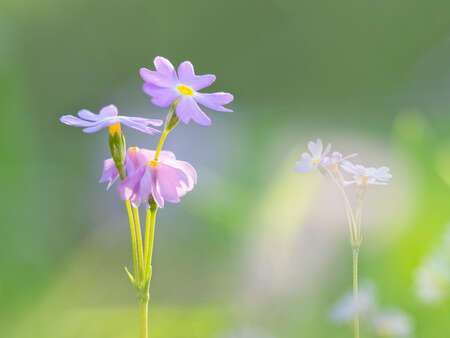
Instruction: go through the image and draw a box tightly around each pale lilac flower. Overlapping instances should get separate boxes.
[294,139,331,173]
[330,283,377,323]
[341,162,392,185]
[372,309,413,337]
[323,151,358,167]
[117,148,197,208]
[60,104,162,134]
[140,56,233,126]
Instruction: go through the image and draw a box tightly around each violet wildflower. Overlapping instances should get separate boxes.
[118,148,197,208]
[140,56,233,126]
[60,104,162,134]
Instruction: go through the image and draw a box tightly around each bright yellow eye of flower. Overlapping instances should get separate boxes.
[108,123,122,136]
[148,160,158,167]
[129,147,139,152]
[177,85,194,96]
[312,158,320,166]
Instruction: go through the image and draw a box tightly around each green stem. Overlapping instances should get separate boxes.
[353,248,360,338]
[126,200,138,280]
[140,299,149,338]
[133,207,145,281]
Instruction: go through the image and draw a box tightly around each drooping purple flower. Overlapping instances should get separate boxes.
[60,104,163,134]
[140,56,234,126]
[117,147,197,207]
[341,162,392,185]
[294,139,331,173]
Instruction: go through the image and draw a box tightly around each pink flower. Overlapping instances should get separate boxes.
[116,147,197,207]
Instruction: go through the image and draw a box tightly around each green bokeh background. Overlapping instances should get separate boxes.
[1,1,449,337]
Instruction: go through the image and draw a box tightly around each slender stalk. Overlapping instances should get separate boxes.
[126,200,139,280]
[140,299,149,338]
[133,207,145,280]
[154,129,169,161]
[353,248,360,338]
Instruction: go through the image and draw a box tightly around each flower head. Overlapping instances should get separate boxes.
[294,139,331,173]
[341,162,392,185]
[371,309,413,337]
[60,104,163,134]
[140,56,234,126]
[323,151,358,167]
[117,148,197,208]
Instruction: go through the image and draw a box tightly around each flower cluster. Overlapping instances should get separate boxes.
[294,138,391,186]
[331,282,413,337]
[60,57,233,207]
[59,57,233,337]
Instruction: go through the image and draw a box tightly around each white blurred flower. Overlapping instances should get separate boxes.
[330,282,377,323]
[323,151,358,167]
[217,327,275,338]
[414,224,450,304]
[372,309,413,337]
[341,162,392,185]
[294,139,331,173]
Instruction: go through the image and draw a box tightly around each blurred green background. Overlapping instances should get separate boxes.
[1,0,449,337]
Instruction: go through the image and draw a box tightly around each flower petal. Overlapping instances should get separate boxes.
[308,139,323,158]
[60,115,94,127]
[99,158,119,190]
[157,163,181,203]
[118,117,160,135]
[77,109,99,121]
[142,84,179,107]
[99,105,118,118]
[140,67,176,87]
[176,96,211,126]
[153,56,177,81]
[177,61,216,90]
[194,92,233,112]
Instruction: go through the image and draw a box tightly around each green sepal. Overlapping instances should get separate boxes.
[124,266,135,285]
[164,101,180,132]
[108,131,126,179]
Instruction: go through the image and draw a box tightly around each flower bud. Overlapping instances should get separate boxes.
[108,123,126,179]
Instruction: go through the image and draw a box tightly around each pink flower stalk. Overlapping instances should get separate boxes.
[140,56,233,126]
[106,147,197,208]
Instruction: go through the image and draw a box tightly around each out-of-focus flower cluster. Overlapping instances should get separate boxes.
[414,223,450,304]
[330,282,413,337]
[295,139,392,186]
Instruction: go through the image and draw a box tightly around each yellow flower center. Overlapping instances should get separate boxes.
[177,85,194,96]
[357,175,369,185]
[129,146,139,152]
[108,123,122,136]
[148,160,158,167]
[312,158,320,166]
